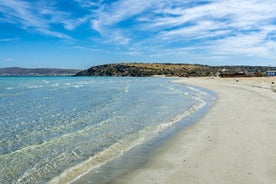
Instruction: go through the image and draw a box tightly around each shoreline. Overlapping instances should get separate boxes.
[72,78,215,184]
[112,77,276,184]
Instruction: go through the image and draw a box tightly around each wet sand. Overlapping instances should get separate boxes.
[112,77,276,184]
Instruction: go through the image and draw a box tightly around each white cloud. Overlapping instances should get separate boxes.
[89,0,276,57]
[158,20,232,41]
[73,0,101,8]
[91,0,157,43]
[1,0,276,63]
[0,0,88,39]
[129,0,276,60]
[211,32,276,58]
[91,0,155,31]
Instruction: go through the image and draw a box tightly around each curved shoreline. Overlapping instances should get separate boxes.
[112,77,276,184]
[70,80,215,184]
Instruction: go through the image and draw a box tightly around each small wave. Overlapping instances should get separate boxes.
[28,85,43,89]
[42,80,49,84]
[74,85,83,88]
[48,96,208,184]
[51,83,60,87]
[1,77,215,184]
[124,86,129,93]
[5,87,14,90]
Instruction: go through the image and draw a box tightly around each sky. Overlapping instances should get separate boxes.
[1,0,276,69]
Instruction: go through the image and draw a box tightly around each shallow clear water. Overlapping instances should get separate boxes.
[0,77,214,184]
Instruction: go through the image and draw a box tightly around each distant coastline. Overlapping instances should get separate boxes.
[1,63,276,77]
[0,67,81,76]
[75,63,276,77]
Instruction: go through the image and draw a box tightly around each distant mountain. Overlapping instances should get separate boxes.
[75,63,276,77]
[0,67,81,76]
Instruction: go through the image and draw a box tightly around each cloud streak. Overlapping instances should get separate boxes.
[91,0,275,58]
[1,0,276,65]
[0,38,20,42]
[0,0,90,39]
[90,0,157,45]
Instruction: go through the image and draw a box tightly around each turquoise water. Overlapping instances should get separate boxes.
[0,77,214,184]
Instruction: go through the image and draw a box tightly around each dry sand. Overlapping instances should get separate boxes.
[112,77,276,184]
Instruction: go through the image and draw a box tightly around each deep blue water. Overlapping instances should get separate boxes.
[0,77,214,184]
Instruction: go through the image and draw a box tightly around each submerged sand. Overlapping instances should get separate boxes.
[113,77,276,184]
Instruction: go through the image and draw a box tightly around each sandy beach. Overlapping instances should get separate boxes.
[112,77,276,184]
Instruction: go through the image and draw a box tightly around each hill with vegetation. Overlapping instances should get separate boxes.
[0,67,81,76]
[75,63,276,77]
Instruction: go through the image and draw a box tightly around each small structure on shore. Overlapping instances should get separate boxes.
[266,70,276,77]
[217,68,248,78]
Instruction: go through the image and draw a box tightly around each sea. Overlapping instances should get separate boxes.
[0,77,215,184]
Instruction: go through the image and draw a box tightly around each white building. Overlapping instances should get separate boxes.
[266,70,276,76]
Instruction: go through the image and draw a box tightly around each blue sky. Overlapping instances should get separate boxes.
[1,0,276,69]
